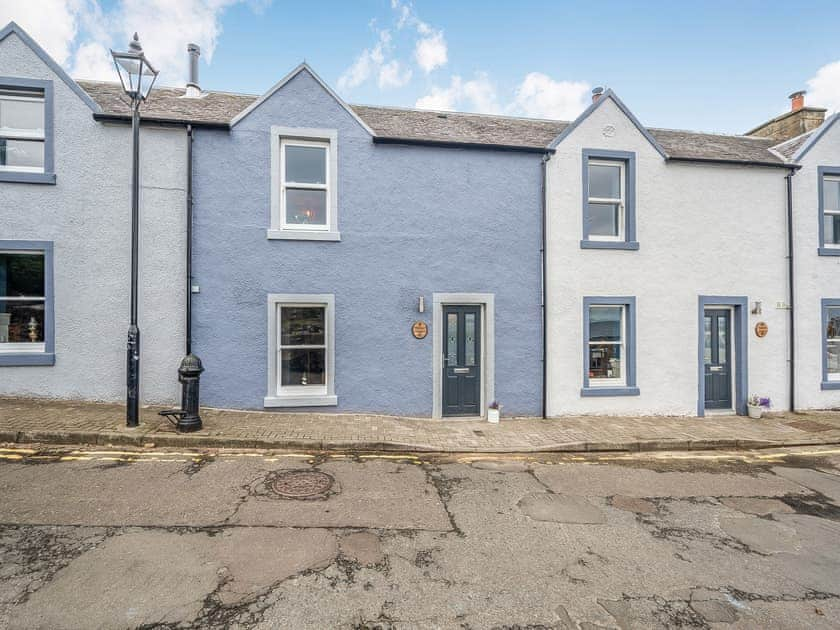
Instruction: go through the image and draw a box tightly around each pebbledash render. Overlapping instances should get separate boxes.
[2,21,838,419]
[0,22,187,404]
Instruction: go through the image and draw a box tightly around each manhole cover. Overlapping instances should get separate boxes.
[271,470,334,499]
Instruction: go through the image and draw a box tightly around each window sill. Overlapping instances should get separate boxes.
[263,394,338,407]
[818,247,840,257]
[580,240,639,251]
[0,171,56,185]
[580,386,640,397]
[0,353,55,366]
[267,229,341,241]
[821,381,840,390]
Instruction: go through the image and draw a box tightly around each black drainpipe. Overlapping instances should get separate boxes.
[541,153,550,419]
[786,167,796,412]
[186,124,194,355]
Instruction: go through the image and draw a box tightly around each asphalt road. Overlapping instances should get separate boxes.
[1,445,839,629]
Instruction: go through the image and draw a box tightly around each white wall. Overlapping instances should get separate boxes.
[791,120,840,409]
[546,97,790,416]
[0,31,186,404]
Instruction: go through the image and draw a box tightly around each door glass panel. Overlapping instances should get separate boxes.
[465,313,476,366]
[447,313,458,365]
[717,315,727,364]
[704,317,712,364]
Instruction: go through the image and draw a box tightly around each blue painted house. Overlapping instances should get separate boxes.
[188,65,546,417]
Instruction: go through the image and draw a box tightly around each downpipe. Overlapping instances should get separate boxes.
[786,168,796,412]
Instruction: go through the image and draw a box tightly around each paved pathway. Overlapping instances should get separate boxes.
[2,397,840,452]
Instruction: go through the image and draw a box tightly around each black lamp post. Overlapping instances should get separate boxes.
[111,34,158,428]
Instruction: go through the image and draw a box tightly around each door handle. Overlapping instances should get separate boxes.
[453,368,469,374]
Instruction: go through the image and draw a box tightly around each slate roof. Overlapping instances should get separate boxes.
[77,80,790,165]
[771,131,814,160]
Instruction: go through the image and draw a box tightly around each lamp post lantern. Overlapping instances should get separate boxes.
[111,34,158,427]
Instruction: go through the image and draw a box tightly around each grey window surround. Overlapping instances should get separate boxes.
[697,296,748,416]
[581,296,639,397]
[581,149,638,250]
[821,298,840,390]
[0,240,55,366]
[0,77,55,185]
[818,166,840,256]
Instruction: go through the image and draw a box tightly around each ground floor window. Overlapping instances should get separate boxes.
[0,241,54,366]
[823,298,840,390]
[264,293,337,407]
[581,296,638,397]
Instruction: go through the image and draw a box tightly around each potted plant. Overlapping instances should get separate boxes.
[487,401,501,423]
[747,395,771,419]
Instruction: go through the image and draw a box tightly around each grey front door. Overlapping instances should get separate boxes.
[704,309,732,410]
[443,305,481,416]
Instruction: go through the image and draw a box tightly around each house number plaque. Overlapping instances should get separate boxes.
[755,322,768,338]
[412,321,428,339]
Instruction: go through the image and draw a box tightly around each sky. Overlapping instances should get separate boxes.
[2,0,839,134]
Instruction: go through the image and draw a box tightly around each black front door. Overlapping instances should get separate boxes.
[442,305,481,416]
[704,309,732,410]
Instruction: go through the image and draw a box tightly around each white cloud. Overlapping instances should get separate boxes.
[378,59,412,89]
[414,30,446,74]
[0,0,268,85]
[337,29,390,90]
[807,59,840,114]
[511,72,590,120]
[415,73,499,113]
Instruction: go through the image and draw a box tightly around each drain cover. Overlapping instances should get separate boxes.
[271,470,334,499]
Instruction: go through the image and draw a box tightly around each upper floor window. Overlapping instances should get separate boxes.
[0,241,55,366]
[822,299,840,390]
[819,168,840,256]
[269,127,339,241]
[581,149,638,250]
[0,79,54,185]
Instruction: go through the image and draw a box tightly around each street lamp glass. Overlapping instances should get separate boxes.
[111,43,158,101]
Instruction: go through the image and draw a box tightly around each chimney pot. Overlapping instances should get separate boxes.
[789,90,805,112]
[185,43,201,98]
[592,86,604,103]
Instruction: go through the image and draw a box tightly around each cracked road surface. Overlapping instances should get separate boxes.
[1,446,839,629]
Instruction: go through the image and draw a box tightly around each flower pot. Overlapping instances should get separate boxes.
[487,408,500,423]
[747,405,763,419]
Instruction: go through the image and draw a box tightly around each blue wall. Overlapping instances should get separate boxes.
[192,69,544,415]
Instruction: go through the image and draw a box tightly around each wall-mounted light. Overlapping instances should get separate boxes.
[751,301,762,315]
[418,296,425,313]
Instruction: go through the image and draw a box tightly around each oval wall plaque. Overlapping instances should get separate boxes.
[755,322,768,338]
[412,321,428,339]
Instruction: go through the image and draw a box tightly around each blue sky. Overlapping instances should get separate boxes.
[4,1,840,134]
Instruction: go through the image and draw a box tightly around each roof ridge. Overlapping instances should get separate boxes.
[350,103,570,124]
[647,126,774,141]
[74,78,260,98]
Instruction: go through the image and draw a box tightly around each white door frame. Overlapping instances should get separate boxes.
[432,293,495,419]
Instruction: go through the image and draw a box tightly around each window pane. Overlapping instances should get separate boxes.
[824,178,840,211]
[828,308,840,340]
[589,163,621,199]
[465,313,476,366]
[281,306,325,346]
[447,313,458,365]
[0,96,44,133]
[285,189,327,225]
[0,300,45,343]
[824,214,840,246]
[828,341,840,376]
[589,306,622,342]
[0,139,44,169]
[280,348,325,386]
[285,145,326,184]
[0,253,45,297]
[587,203,620,237]
[588,343,622,379]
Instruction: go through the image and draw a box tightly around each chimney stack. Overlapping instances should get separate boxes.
[789,90,805,112]
[185,43,201,98]
[591,87,604,103]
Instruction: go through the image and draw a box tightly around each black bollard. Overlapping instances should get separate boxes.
[176,353,204,432]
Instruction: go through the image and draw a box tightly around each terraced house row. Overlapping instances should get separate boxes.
[1,22,838,420]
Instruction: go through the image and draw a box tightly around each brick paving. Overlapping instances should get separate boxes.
[2,396,840,453]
